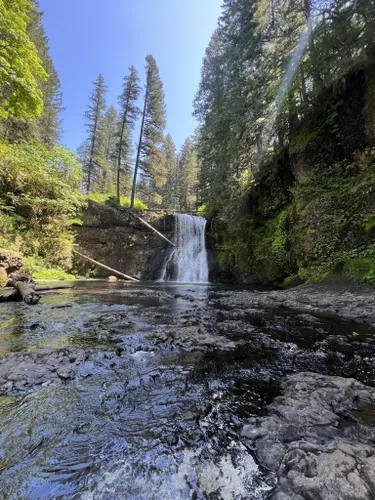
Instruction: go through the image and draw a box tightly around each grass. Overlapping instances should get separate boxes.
[86,193,147,210]
[22,256,78,280]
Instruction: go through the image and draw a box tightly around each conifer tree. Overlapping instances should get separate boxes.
[178,138,199,210]
[82,74,107,193]
[130,55,166,207]
[94,105,118,193]
[115,66,140,203]
[159,134,178,208]
[27,2,64,144]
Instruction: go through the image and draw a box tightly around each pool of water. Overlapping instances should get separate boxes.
[1,281,375,499]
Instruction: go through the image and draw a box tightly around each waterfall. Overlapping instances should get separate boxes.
[160,214,209,283]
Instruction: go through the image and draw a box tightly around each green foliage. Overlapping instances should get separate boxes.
[131,55,167,207]
[159,134,179,208]
[22,256,77,280]
[0,141,84,268]
[86,192,147,210]
[178,138,199,210]
[290,128,320,154]
[115,66,141,201]
[0,0,47,119]
[81,74,107,193]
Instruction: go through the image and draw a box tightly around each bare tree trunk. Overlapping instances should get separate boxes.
[73,250,139,281]
[116,98,130,204]
[87,101,100,193]
[130,83,149,208]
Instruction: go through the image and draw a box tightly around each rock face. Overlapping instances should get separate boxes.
[0,348,87,395]
[208,64,375,285]
[242,372,375,500]
[74,201,175,280]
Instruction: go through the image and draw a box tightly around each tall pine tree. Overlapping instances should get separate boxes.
[28,1,64,144]
[178,138,199,210]
[130,55,166,207]
[159,134,178,208]
[94,105,117,193]
[115,66,140,203]
[82,74,107,193]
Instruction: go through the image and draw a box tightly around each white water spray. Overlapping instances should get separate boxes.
[160,214,209,283]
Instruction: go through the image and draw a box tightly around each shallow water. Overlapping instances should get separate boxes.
[1,281,375,499]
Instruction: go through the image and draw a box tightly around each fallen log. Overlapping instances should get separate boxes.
[132,214,175,247]
[13,281,41,305]
[35,285,75,291]
[72,249,139,282]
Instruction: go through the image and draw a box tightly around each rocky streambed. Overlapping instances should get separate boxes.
[0,281,375,499]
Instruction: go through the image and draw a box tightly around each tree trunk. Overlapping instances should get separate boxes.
[116,98,130,204]
[72,250,139,281]
[131,214,175,247]
[87,102,100,193]
[130,83,149,208]
[14,282,41,305]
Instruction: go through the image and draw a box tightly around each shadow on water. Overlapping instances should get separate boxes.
[0,281,375,498]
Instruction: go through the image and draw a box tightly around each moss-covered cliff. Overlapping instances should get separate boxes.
[210,63,375,285]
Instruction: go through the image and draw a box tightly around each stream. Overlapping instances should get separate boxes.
[1,281,375,499]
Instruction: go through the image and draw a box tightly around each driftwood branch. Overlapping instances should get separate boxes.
[132,214,175,247]
[72,249,139,282]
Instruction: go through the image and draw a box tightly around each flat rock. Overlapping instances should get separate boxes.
[0,348,87,395]
[241,372,375,499]
[213,283,375,326]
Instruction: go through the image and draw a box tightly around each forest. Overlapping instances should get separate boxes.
[195,0,375,284]
[0,0,199,279]
[1,0,375,283]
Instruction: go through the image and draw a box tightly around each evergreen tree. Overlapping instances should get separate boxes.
[93,105,117,193]
[195,0,375,218]
[115,66,140,202]
[82,74,107,193]
[159,134,178,208]
[27,1,64,144]
[178,138,199,210]
[130,55,166,207]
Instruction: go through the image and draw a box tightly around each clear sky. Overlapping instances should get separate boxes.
[38,0,222,152]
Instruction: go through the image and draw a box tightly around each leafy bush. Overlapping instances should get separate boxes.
[0,141,84,268]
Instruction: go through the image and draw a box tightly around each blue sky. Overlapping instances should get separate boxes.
[38,0,222,152]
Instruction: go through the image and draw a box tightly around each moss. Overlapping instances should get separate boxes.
[290,128,320,154]
[86,193,147,211]
[22,256,79,280]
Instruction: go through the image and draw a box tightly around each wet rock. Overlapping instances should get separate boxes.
[0,348,87,395]
[214,283,375,326]
[157,326,241,351]
[242,372,375,499]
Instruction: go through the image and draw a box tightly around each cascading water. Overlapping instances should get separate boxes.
[160,214,209,283]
